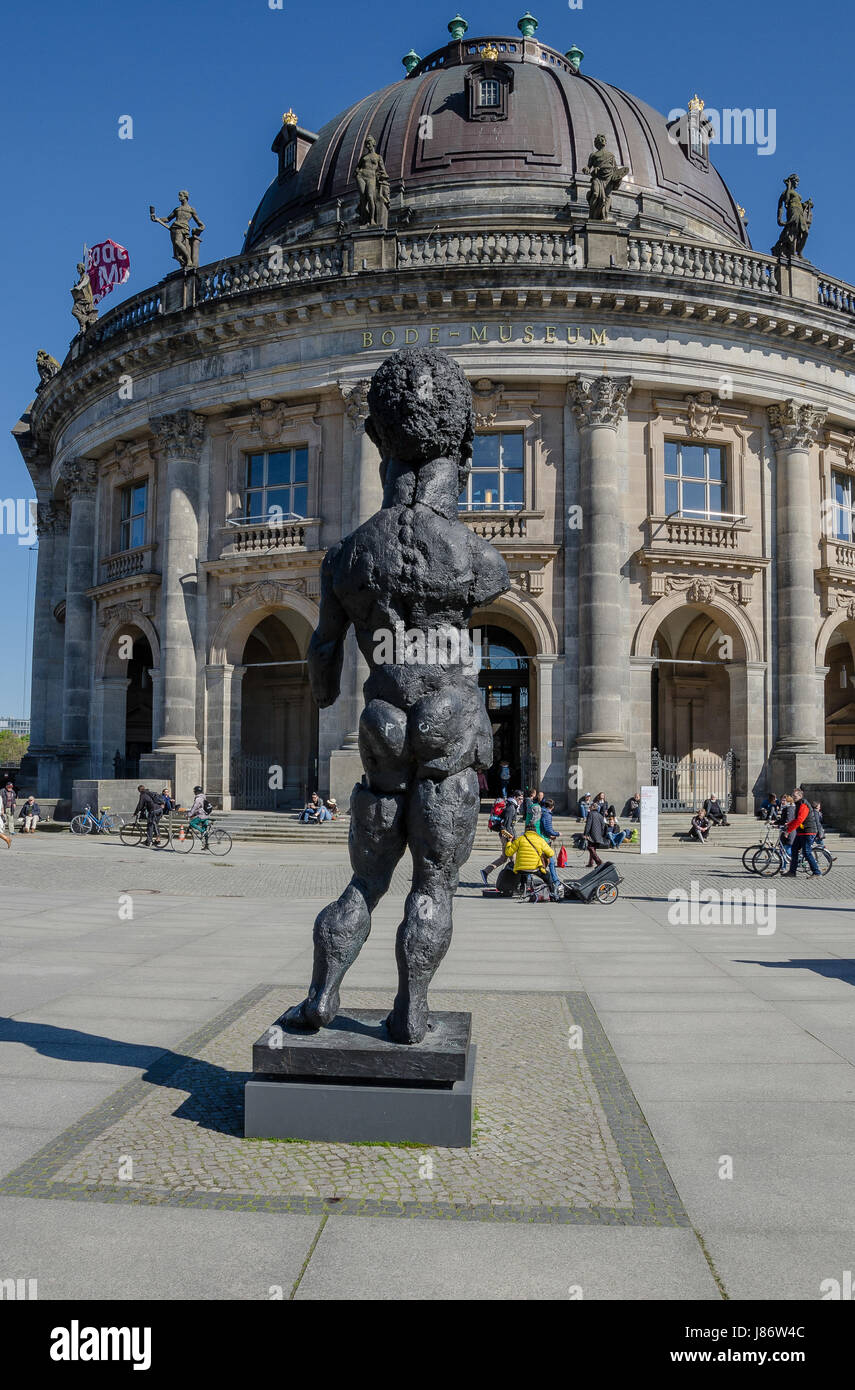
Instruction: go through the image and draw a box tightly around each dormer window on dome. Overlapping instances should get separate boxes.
[466,58,513,121]
[667,95,712,173]
[272,113,316,184]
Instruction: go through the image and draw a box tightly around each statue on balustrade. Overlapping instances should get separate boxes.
[36,349,60,389]
[285,347,509,1044]
[70,262,98,333]
[583,134,628,222]
[150,190,205,269]
[356,136,391,230]
[771,174,813,259]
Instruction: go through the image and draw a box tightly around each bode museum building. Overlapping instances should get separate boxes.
[15,15,855,813]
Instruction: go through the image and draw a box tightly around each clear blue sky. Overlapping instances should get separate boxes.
[2,0,852,718]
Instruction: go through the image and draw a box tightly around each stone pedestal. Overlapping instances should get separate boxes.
[584,221,628,270]
[569,745,640,815]
[245,1008,474,1147]
[768,750,838,795]
[328,744,364,811]
[139,748,202,808]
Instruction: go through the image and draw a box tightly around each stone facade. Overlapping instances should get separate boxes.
[14,32,855,811]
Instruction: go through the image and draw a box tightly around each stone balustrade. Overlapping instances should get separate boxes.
[462,512,529,540]
[197,245,345,303]
[89,288,163,346]
[627,237,779,294]
[221,520,313,555]
[648,516,742,550]
[822,535,855,571]
[818,276,855,316]
[398,229,577,268]
[100,545,157,582]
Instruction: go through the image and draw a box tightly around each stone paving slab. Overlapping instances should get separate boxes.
[0,985,688,1226]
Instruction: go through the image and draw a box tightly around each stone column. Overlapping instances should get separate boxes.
[629,655,656,795]
[768,400,836,788]
[23,500,70,793]
[59,460,98,780]
[139,410,204,803]
[96,676,131,778]
[568,375,638,809]
[533,653,563,799]
[205,663,243,810]
[327,380,381,806]
[728,660,767,813]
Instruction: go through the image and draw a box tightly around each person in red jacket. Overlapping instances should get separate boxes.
[786,788,822,876]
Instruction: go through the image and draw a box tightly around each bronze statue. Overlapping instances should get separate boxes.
[150,190,205,269]
[356,137,390,229]
[36,349,60,388]
[771,174,813,259]
[70,262,98,332]
[583,134,628,222]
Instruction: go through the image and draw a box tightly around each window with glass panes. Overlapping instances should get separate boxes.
[120,481,147,550]
[244,448,308,521]
[832,472,855,541]
[479,79,500,106]
[664,441,726,520]
[459,433,524,511]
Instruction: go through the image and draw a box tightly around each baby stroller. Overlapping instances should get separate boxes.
[560,860,622,905]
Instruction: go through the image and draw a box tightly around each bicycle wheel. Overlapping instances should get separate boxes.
[815,849,833,875]
[596,882,618,904]
[752,847,780,875]
[70,815,91,835]
[103,814,123,833]
[742,844,763,872]
[205,828,232,856]
[173,827,195,853]
[119,821,144,846]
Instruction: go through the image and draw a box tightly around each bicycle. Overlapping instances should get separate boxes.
[191,815,232,856]
[70,805,124,835]
[753,831,833,877]
[153,811,194,853]
[742,820,778,872]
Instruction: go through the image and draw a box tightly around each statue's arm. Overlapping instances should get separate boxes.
[308,543,350,709]
[190,208,205,230]
[469,532,511,607]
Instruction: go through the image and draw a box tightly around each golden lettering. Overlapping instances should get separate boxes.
[566,328,579,344]
[545,326,556,343]
[590,328,607,345]
[404,328,418,344]
[523,324,534,343]
[381,330,396,346]
[362,331,373,347]
[429,327,440,343]
[470,325,487,342]
[499,324,512,342]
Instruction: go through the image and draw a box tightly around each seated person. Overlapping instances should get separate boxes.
[300,793,322,823]
[605,812,630,848]
[703,796,729,826]
[576,793,591,823]
[503,824,558,901]
[324,797,338,820]
[691,811,711,843]
[628,794,640,822]
[759,792,778,821]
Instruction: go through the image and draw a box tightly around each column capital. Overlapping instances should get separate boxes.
[60,457,98,498]
[767,399,826,450]
[36,499,70,536]
[568,375,633,429]
[340,379,371,425]
[150,409,206,460]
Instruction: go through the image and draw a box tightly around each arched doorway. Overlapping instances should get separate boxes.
[235,613,315,808]
[123,636,153,776]
[97,622,157,779]
[650,606,737,810]
[822,621,855,766]
[472,624,533,796]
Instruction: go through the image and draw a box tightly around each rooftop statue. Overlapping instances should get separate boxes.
[70,262,98,333]
[150,190,205,269]
[285,347,510,1044]
[583,134,628,223]
[771,174,813,259]
[355,136,391,230]
[36,349,60,388]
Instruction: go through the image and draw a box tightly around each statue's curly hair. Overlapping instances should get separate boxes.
[366,347,474,490]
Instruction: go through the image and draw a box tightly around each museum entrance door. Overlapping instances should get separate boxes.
[475,625,533,796]
[123,635,153,777]
[236,614,316,808]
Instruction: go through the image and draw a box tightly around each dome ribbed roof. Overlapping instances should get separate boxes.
[245,35,749,251]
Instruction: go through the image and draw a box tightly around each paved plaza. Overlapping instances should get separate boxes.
[1,831,854,1299]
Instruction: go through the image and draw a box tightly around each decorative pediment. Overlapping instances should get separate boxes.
[226,578,308,607]
[470,378,505,427]
[250,400,290,444]
[649,570,752,606]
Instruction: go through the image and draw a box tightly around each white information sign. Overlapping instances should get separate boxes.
[640,784,659,855]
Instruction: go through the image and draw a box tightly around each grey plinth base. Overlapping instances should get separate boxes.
[139,748,202,808]
[245,1045,475,1147]
[570,745,639,814]
[768,750,838,792]
[327,747,365,812]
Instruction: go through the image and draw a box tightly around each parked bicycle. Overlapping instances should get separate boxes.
[752,830,833,877]
[70,805,124,835]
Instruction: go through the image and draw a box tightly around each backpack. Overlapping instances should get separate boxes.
[488,797,506,832]
[202,799,213,815]
[150,793,166,809]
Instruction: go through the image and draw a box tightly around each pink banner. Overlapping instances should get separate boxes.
[85,239,131,304]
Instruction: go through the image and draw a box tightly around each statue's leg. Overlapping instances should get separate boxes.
[285,782,406,1029]
[387,767,479,1044]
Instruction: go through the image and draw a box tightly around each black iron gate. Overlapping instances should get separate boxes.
[651,748,734,813]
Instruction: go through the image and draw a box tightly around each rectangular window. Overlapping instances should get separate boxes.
[244,448,309,521]
[664,441,727,520]
[832,471,855,542]
[459,432,525,511]
[120,481,147,551]
[479,79,500,106]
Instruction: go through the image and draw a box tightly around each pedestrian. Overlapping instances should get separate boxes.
[477,768,488,795]
[498,760,511,799]
[1,781,17,838]
[481,789,522,886]
[786,788,822,877]
[503,822,558,901]
[133,784,164,847]
[690,810,710,843]
[21,796,41,833]
[524,786,542,832]
[538,797,564,898]
[583,799,609,867]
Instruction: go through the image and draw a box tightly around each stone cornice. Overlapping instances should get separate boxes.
[569,374,633,428]
[150,409,206,461]
[767,399,827,451]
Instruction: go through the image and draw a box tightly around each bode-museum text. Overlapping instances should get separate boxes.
[360,324,608,348]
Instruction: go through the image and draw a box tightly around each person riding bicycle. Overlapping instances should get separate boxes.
[188,786,213,845]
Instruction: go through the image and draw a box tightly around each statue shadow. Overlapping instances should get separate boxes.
[0,1015,249,1138]
[732,959,855,986]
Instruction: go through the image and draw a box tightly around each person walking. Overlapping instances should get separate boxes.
[133,784,163,847]
[538,797,564,898]
[786,788,822,877]
[21,796,41,833]
[524,787,542,832]
[1,781,17,838]
[498,760,511,799]
[583,799,609,867]
[481,789,522,886]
